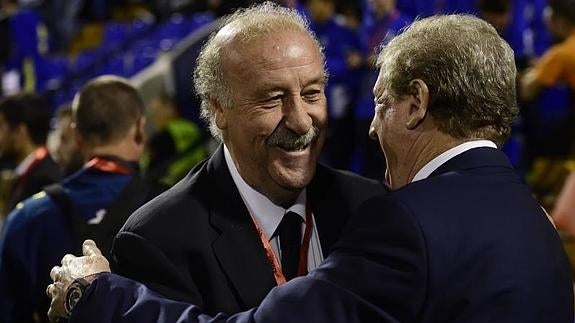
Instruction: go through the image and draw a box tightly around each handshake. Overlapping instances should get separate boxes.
[45,240,111,322]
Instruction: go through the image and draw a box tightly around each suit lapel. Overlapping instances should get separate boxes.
[206,146,277,307]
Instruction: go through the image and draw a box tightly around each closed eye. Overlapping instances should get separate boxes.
[374,96,391,110]
[266,94,283,102]
[303,90,322,102]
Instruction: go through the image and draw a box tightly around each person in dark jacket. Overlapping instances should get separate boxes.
[0,75,149,323]
[0,93,61,211]
[47,11,573,323]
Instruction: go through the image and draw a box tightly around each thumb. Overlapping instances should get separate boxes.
[82,239,102,257]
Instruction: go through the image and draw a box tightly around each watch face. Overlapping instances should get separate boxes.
[64,279,88,315]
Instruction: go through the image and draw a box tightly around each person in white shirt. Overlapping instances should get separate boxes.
[46,2,385,320]
[47,13,573,323]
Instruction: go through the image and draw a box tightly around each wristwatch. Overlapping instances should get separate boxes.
[64,274,99,316]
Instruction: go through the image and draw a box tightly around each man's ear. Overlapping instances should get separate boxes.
[405,79,430,130]
[134,116,146,145]
[212,100,228,130]
[71,123,88,157]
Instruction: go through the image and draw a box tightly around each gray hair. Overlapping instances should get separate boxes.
[376,14,518,146]
[193,2,324,141]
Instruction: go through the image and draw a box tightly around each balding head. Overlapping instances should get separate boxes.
[193,2,326,141]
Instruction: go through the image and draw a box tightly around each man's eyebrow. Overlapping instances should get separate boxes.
[305,74,328,87]
[252,73,327,96]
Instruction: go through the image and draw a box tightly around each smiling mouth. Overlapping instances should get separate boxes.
[276,142,312,152]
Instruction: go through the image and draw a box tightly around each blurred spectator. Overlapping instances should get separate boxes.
[0,75,150,323]
[3,1,50,92]
[304,0,362,170]
[477,0,530,69]
[397,0,477,18]
[521,0,575,100]
[337,1,361,29]
[355,0,412,179]
[520,0,575,197]
[0,93,61,211]
[53,105,84,176]
[38,0,84,52]
[530,0,553,57]
[145,94,206,193]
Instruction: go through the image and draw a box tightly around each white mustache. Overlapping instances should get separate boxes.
[267,126,319,151]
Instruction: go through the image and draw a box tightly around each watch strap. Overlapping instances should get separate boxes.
[64,273,100,316]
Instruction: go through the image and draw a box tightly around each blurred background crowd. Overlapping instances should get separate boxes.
[0,0,574,263]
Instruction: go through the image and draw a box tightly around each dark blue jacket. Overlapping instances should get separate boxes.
[68,147,573,322]
[0,161,136,323]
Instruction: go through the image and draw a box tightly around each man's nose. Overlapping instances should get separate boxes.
[284,97,313,135]
[368,119,378,141]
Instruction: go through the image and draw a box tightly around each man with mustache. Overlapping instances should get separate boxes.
[47,12,572,323]
[107,1,385,316]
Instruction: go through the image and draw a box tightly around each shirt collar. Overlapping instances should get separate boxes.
[223,145,306,240]
[411,140,497,183]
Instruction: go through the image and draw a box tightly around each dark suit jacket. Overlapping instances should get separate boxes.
[8,152,61,210]
[73,147,573,323]
[112,145,386,314]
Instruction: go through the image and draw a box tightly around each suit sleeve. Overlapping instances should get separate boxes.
[253,194,428,322]
[71,272,396,323]
[74,195,427,323]
[70,273,247,323]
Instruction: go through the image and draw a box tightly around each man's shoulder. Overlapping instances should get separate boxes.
[555,36,575,57]
[314,164,383,186]
[30,153,62,180]
[389,170,482,205]
[312,164,386,194]
[121,163,211,232]
[388,165,533,224]
[536,42,572,68]
[2,192,58,241]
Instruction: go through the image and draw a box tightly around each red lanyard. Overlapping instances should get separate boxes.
[15,147,49,187]
[84,157,132,175]
[26,147,49,174]
[249,199,314,285]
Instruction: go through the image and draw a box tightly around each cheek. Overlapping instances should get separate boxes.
[315,110,328,129]
[309,102,328,128]
[233,113,280,147]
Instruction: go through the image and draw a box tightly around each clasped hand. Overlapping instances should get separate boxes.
[45,240,111,322]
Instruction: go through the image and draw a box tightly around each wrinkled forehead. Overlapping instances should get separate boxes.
[224,30,322,68]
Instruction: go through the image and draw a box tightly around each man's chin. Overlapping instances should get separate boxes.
[270,162,316,191]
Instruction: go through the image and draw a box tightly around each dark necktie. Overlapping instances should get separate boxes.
[276,211,302,280]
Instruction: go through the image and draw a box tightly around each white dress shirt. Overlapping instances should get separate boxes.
[223,146,324,272]
[412,140,498,182]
